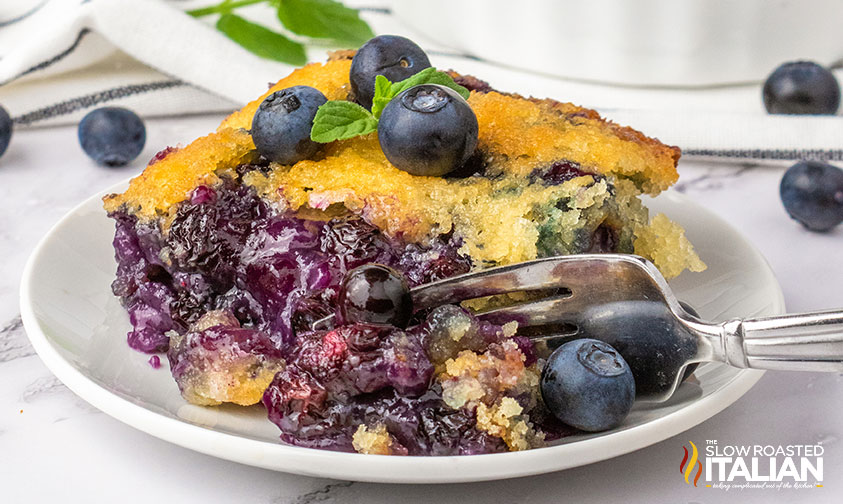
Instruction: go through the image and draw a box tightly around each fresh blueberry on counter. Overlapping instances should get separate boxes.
[350,35,431,109]
[338,263,413,328]
[763,61,840,115]
[0,104,12,159]
[540,338,635,432]
[780,160,843,231]
[78,107,146,167]
[251,86,327,165]
[378,84,478,177]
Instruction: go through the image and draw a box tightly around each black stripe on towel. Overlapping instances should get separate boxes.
[0,0,49,28]
[1,28,92,85]
[683,148,843,162]
[13,80,186,125]
[357,6,392,14]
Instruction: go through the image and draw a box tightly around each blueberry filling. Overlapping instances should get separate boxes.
[110,171,620,453]
[110,178,474,354]
[263,307,540,455]
[530,160,603,186]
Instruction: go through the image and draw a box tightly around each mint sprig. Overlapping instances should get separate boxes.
[188,0,374,65]
[310,101,378,142]
[275,0,374,47]
[216,14,306,65]
[310,69,471,143]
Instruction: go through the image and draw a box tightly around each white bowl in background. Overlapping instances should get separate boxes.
[391,0,843,87]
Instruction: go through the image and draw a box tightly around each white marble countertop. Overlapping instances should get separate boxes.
[2,115,842,503]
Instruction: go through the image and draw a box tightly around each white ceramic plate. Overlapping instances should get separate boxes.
[20,180,784,483]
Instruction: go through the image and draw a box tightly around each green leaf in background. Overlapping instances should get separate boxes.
[216,13,307,65]
[311,101,378,143]
[275,0,375,47]
[370,69,472,118]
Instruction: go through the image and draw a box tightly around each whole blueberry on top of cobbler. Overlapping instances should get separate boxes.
[378,84,479,177]
[350,35,431,109]
[252,86,327,165]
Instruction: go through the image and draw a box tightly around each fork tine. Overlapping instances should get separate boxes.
[475,281,669,327]
[411,254,655,310]
[314,255,603,331]
[475,294,582,327]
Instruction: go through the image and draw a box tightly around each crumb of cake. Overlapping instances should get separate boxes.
[168,311,284,406]
[423,305,518,368]
[446,313,473,342]
[475,397,545,451]
[501,321,518,337]
[352,424,398,455]
[439,340,539,410]
[178,364,281,406]
[634,213,706,279]
[461,290,539,313]
[192,310,239,332]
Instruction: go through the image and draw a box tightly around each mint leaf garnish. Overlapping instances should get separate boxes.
[215,14,306,65]
[370,75,394,119]
[370,68,471,118]
[310,101,378,143]
[275,0,374,47]
[391,68,470,100]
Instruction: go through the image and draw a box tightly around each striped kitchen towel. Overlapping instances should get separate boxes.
[1,0,842,161]
[0,0,283,127]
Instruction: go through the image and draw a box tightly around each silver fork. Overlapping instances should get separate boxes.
[378,254,843,402]
[412,254,843,402]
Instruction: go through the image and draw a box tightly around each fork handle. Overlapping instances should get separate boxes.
[721,309,843,371]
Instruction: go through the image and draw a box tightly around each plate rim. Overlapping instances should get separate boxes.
[19,179,784,484]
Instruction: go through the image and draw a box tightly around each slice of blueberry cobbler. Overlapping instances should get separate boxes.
[103,37,704,455]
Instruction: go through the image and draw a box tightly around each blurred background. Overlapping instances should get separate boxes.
[1,0,842,161]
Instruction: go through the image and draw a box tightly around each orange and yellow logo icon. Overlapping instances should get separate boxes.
[680,441,703,487]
